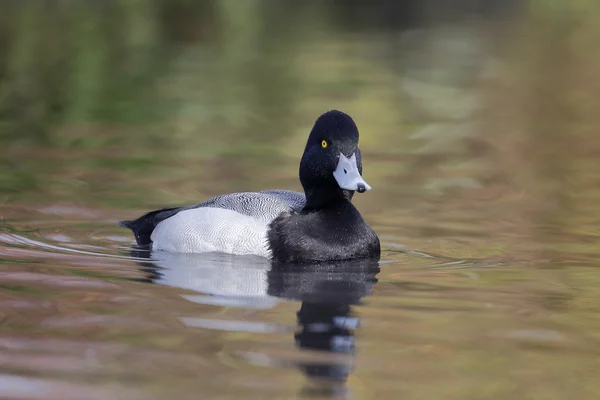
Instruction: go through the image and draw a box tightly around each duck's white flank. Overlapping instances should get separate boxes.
[151,207,273,258]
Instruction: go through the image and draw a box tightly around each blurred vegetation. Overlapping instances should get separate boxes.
[0,0,518,147]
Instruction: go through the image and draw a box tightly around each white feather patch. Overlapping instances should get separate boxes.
[151,207,272,258]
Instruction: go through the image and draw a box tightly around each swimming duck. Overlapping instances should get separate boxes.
[120,110,380,262]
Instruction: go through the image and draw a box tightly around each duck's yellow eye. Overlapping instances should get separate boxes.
[321,140,328,149]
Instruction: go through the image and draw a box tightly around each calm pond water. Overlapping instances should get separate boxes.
[2,2,600,399]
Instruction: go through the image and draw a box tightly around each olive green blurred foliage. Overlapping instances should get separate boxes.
[0,0,197,145]
[0,0,505,148]
[0,0,597,147]
[0,0,316,149]
[0,0,307,197]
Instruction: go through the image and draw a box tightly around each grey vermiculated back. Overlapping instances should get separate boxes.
[187,190,306,222]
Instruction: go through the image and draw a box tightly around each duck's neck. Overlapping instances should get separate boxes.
[303,186,355,210]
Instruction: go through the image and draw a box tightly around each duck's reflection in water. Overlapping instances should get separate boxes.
[268,260,379,385]
[129,247,379,389]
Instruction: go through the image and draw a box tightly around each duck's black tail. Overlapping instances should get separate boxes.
[118,220,135,229]
[119,206,182,246]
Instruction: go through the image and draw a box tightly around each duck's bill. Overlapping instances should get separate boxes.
[333,153,372,193]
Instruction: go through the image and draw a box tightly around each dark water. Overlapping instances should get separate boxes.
[3,2,600,399]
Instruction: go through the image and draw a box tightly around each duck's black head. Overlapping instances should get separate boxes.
[299,110,371,209]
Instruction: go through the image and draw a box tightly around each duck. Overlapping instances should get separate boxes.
[119,110,380,263]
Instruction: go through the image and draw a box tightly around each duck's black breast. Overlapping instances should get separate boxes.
[267,201,380,263]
